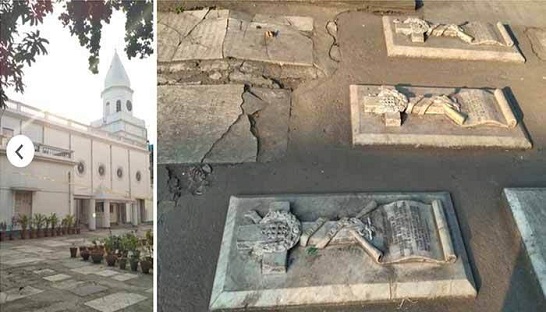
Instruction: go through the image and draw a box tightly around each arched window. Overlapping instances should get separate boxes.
[116,100,121,112]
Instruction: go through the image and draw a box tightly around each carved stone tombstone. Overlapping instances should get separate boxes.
[350,84,531,149]
[383,16,525,63]
[210,193,476,310]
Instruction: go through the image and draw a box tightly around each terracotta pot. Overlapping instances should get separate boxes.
[140,259,152,274]
[69,247,78,258]
[0,232,4,241]
[105,254,117,267]
[37,229,43,238]
[119,258,127,270]
[90,251,103,264]
[44,228,49,237]
[21,230,27,239]
[81,249,90,261]
[129,259,139,272]
[29,230,35,239]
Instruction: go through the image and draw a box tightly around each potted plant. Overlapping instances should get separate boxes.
[44,215,51,237]
[34,213,45,238]
[49,213,58,237]
[90,239,104,264]
[104,236,118,267]
[0,221,6,241]
[69,243,78,258]
[80,245,90,261]
[8,217,17,240]
[60,217,67,235]
[75,218,81,234]
[28,215,35,239]
[129,250,140,272]
[18,214,29,239]
[140,229,153,273]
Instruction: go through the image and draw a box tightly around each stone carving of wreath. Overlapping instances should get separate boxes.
[255,210,301,255]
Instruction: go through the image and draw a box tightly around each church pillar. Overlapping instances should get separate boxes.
[103,200,111,228]
[132,202,139,226]
[88,199,96,231]
[125,203,132,224]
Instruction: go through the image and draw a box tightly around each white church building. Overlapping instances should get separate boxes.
[0,52,153,230]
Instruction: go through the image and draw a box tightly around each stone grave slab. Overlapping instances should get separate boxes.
[71,265,102,275]
[70,284,109,297]
[349,84,531,149]
[84,292,148,312]
[51,279,86,290]
[526,28,546,60]
[39,240,71,247]
[94,269,119,277]
[1,257,44,266]
[504,188,546,298]
[224,17,314,66]
[43,273,72,282]
[112,273,138,282]
[0,286,43,304]
[33,268,56,275]
[158,84,255,164]
[61,259,92,269]
[383,16,525,63]
[210,192,476,310]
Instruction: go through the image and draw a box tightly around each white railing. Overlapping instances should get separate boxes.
[35,143,73,159]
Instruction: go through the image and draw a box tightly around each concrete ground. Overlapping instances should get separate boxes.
[0,225,153,312]
[157,1,546,311]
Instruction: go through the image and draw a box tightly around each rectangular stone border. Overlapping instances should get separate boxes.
[383,16,525,63]
[349,85,532,149]
[503,188,546,299]
[210,192,476,310]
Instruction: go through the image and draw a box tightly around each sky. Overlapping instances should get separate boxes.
[5,4,157,144]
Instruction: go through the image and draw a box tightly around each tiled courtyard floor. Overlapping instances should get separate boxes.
[0,225,153,312]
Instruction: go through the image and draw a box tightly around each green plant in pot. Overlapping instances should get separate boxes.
[33,213,45,238]
[69,243,78,258]
[140,230,153,274]
[28,215,35,239]
[89,239,104,264]
[8,217,17,240]
[44,215,51,237]
[124,232,140,271]
[49,213,58,237]
[60,217,67,235]
[0,221,6,241]
[104,235,118,267]
[80,244,90,261]
[65,215,74,235]
[18,214,29,239]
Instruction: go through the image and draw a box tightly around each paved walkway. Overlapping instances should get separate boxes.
[0,226,153,312]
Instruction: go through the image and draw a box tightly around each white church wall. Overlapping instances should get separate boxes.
[0,157,72,222]
[1,115,21,135]
[92,140,112,191]
[21,122,43,144]
[71,134,93,196]
[129,149,151,199]
[44,127,69,149]
[111,145,130,198]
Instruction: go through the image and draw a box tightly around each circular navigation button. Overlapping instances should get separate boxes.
[6,135,35,168]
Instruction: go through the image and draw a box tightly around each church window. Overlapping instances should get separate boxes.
[117,167,123,178]
[77,161,86,175]
[98,164,106,177]
[126,100,132,112]
[116,100,121,112]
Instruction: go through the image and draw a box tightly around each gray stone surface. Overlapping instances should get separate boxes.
[504,188,546,299]
[245,88,291,162]
[224,18,315,66]
[350,84,532,149]
[43,273,72,282]
[84,292,148,312]
[158,84,246,164]
[70,284,109,297]
[203,115,257,163]
[383,16,525,63]
[210,192,476,310]
[527,28,546,60]
[0,286,43,304]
